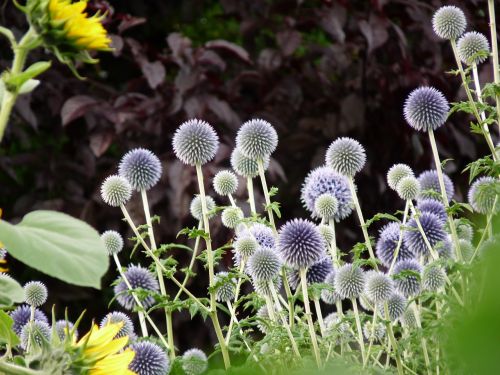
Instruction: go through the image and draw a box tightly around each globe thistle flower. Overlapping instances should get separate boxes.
[214,272,236,302]
[363,321,386,342]
[10,305,48,335]
[288,257,333,290]
[400,308,417,328]
[422,265,446,292]
[221,207,243,229]
[24,281,48,307]
[378,293,407,321]
[417,199,447,223]
[396,176,420,201]
[436,238,454,260]
[235,119,278,160]
[233,236,259,259]
[101,175,132,207]
[458,239,475,263]
[118,148,162,191]
[403,87,449,132]
[230,148,270,178]
[248,247,282,281]
[468,176,500,215]
[375,222,414,267]
[114,265,159,310]
[325,137,366,177]
[237,223,276,249]
[256,305,272,333]
[365,272,395,303]
[251,276,282,298]
[277,218,326,269]
[387,164,414,191]
[432,6,467,40]
[129,341,170,375]
[100,311,135,339]
[454,220,474,242]
[173,119,219,166]
[314,193,338,220]
[101,230,124,255]
[213,170,238,197]
[20,320,51,349]
[321,270,342,305]
[334,263,366,299]
[323,312,340,334]
[457,31,490,65]
[418,170,454,203]
[190,195,216,221]
[301,166,353,221]
[55,320,77,341]
[324,313,353,343]
[404,212,447,257]
[391,259,422,297]
[318,224,335,244]
[182,348,208,375]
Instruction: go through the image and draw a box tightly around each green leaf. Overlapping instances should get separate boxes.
[5,61,51,91]
[0,275,24,308]
[0,210,109,289]
[0,310,19,347]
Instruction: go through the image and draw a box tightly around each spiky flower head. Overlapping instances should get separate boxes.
[387,164,414,191]
[396,176,420,201]
[101,175,132,207]
[173,119,219,166]
[236,119,278,160]
[458,239,475,263]
[436,238,454,260]
[10,305,48,335]
[432,6,467,40]
[391,259,422,297]
[101,230,124,255]
[324,313,353,343]
[314,193,338,220]
[21,320,51,349]
[321,270,342,305]
[365,272,395,303]
[277,219,326,269]
[378,293,407,321]
[100,311,135,339]
[288,257,333,290]
[422,265,446,292]
[129,341,170,375]
[454,219,474,242]
[248,247,282,281]
[55,320,77,341]
[301,166,353,221]
[363,321,386,342]
[375,222,414,267]
[326,137,366,177]
[404,87,449,132]
[190,195,216,221]
[468,176,500,215]
[404,212,447,257]
[318,224,335,244]
[417,199,447,223]
[334,263,366,299]
[233,236,259,259]
[24,281,48,307]
[221,207,244,229]
[251,276,282,297]
[213,170,238,197]
[214,272,236,302]
[114,264,159,310]
[457,31,490,65]
[230,148,269,178]
[359,293,374,311]
[118,148,162,191]
[182,348,208,375]
[418,170,454,203]
[400,308,417,328]
[237,223,276,249]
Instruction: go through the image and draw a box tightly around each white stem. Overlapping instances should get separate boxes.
[388,201,409,273]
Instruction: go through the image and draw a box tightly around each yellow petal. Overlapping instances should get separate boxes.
[85,336,129,359]
[89,349,135,375]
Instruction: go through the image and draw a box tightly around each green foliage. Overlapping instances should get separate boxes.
[0,310,20,348]
[0,275,24,308]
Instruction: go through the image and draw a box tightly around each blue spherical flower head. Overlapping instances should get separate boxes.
[326,137,366,177]
[432,6,467,40]
[404,87,449,132]
[114,264,159,310]
[457,31,490,65]
[365,272,395,303]
[101,230,124,255]
[277,219,326,269]
[10,305,48,335]
[301,166,353,221]
[387,164,414,191]
[468,176,500,215]
[404,212,447,258]
[24,281,48,307]
[248,247,282,281]
[375,222,414,267]
[118,148,162,191]
[101,311,135,339]
[55,320,77,341]
[236,119,278,160]
[190,195,216,221]
[321,270,342,304]
[378,292,407,321]
[288,257,333,290]
[214,271,236,302]
[129,341,170,375]
[230,148,270,178]
[173,119,219,166]
[391,259,422,297]
[417,170,454,203]
[251,274,282,298]
[237,223,276,249]
[416,199,447,223]
[21,320,51,349]
[334,263,366,299]
[101,175,132,207]
[213,170,238,196]
[182,348,208,375]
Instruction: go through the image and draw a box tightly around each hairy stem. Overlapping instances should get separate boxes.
[300,268,322,367]
[351,298,366,364]
[247,177,257,215]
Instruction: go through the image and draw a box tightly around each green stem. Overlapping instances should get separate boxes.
[384,303,404,375]
[0,361,43,375]
[488,0,500,135]
[247,177,256,215]
[363,304,378,367]
[351,298,366,364]
[328,218,340,266]
[388,201,409,274]
[411,302,431,375]
[313,298,326,337]
[257,159,276,230]
[300,268,322,367]
[225,259,246,342]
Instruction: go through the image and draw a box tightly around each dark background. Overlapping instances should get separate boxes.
[0,0,494,352]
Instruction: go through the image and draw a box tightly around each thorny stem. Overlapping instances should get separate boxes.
[488,0,500,135]
[388,201,410,274]
[247,177,257,215]
[300,268,322,367]
[351,298,366,364]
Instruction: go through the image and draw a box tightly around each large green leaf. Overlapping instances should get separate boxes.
[0,275,24,308]
[0,310,19,347]
[0,210,109,288]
